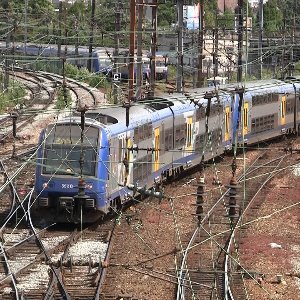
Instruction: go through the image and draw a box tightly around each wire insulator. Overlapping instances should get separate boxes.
[225,176,240,220]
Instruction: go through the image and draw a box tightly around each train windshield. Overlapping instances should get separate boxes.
[42,124,99,176]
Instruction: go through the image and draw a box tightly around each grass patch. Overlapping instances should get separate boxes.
[0,80,26,114]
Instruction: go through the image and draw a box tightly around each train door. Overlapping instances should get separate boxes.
[243,102,249,136]
[118,135,131,186]
[280,95,286,126]
[224,106,231,142]
[154,127,160,172]
[117,136,126,186]
[186,116,193,154]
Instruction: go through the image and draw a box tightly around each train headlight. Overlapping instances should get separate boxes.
[42,182,48,189]
[86,184,93,189]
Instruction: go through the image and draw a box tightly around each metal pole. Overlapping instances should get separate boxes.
[258,0,263,79]
[57,1,62,57]
[128,0,136,103]
[149,0,157,98]
[213,27,219,79]
[197,0,204,88]
[87,0,95,72]
[113,0,121,104]
[4,17,10,90]
[237,0,244,82]
[24,0,28,55]
[176,0,183,93]
[136,0,144,100]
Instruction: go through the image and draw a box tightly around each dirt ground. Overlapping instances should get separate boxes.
[239,150,300,300]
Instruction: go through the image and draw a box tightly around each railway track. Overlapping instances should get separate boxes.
[176,140,299,300]
[0,186,116,299]
[0,68,105,149]
[225,152,300,300]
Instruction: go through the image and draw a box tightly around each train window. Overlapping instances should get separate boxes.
[175,126,181,147]
[273,94,277,102]
[165,129,173,150]
[160,124,165,155]
[148,123,153,138]
[252,96,257,106]
[251,114,276,134]
[134,127,139,143]
[118,139,123,162]
[251,119,256,131]
[286,96,294,114]
[196,106,205,121]
[45,124,99,146]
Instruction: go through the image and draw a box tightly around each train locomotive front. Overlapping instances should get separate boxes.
[34,118,110,223]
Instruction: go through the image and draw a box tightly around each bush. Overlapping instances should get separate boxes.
[55,86,72,109]
[0,80,26,113]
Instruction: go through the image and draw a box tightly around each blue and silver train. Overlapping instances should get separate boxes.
[33,79,300,223]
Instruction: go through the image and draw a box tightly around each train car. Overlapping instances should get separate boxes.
[221,79,300,146]
[10,44,112,75]
[33,89,230,223]
[33,79,300,223]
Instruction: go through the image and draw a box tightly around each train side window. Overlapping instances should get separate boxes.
[160,124,165,154]
[272,93,278,102]
[134,127,139,144]
[118,139,123,162]
[251,119,256,132]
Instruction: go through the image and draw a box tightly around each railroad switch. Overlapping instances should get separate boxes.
[192,176,206,224]
[225,177,241,220]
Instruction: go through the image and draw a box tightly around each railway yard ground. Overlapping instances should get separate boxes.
[0,71,299,299]
[104,138,300,300]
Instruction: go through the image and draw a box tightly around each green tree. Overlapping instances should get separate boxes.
[218,8,235,30]
[158,1,176,27]
[204,0,218,29]
[263,0,283,34]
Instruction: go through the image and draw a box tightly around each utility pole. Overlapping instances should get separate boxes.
[149,0,157,97]
[87,0,95,72]
[136,0,144,100]
[128,0,136,103]
[57,1,62,58]
[113,0,121,104]
[258,0,263,79]
[62,3,68,106]
[24,0,28,55]
[237,0,244,82]
[176,0,183,93]
[4,16,10,90]
[213,26,219,79]
[282,14,286,78]
[290,0,296,76]
[197,0,204,88]
[74,17,79,66]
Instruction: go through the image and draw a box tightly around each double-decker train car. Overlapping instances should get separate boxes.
[1,43,155,82]
[33,79,300,223]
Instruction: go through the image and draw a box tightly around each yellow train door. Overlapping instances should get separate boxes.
[280,95,286,125]
[243,102,249,136]
[154,127,160,172]
[224,106,231,142]
[186,116,193,153]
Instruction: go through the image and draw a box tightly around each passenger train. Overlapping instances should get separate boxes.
[33,79,300,223]
[1,43,167,81]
